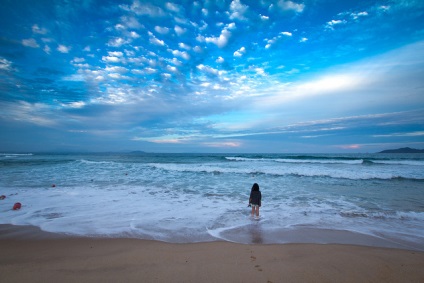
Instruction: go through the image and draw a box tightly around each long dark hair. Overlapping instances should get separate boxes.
[251,183,260,192]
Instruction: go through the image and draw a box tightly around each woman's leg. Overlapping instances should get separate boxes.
[251,206,255,217]
[255,206,260,217]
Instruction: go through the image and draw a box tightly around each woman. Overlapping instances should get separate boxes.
[249,183,262,218]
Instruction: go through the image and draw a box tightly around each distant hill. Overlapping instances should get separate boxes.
[379,147,424,153]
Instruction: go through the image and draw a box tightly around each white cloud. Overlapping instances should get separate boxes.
[121,16,143,29]
[144,67,157,74]
[260,14,269,20]
[197,64,221,76]
[32,24,48,34]
[172,49,190,60]
[167,65,178,73]
[105,66,128,73]
[57,44,71,53]
[351,11,368,19]
[216,56,225,63]
[0,58,13,71]
[115,24,125,30]
[108,51,124,57]
[230,0,249,21]
[203,24,235,48]
[148,32,165,46]
[234,46,246,57]
[108,37,128,47]
[300,37,308,43]
[202,8,208,16]
[166,2,182,13]
[128,1,165,17]
[72,57,85,63]
[22,38,39,48]
[277,0,305,13]
[43,45,51,54]
[130,31,140,38]
[281,31,292,36]
[102,56,121,63]
[174,25,186,36]
[326,19,347,30]
[178,42,191,50]
[155,26,170,34]
[255,68,265,75]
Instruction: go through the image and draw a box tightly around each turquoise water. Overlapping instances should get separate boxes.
[0,152,423,249]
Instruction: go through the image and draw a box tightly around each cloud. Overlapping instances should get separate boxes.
[0,101,57,127]
[202,23,235,48]
[325,19,347,30]
[32,24,48,34]
[277,0,305,13]
[148,32,165,46]
[127,1,166,17]
[155,26,170,34]
[121,16,143,29]
[216,56,225,63]
[0,58,13,71]
[171,49,190,60]
[373,131,424,138]
[229,0,249,21]
[130,31,140,38]
[102,56,121,63]
[22,38,39,48]
[43,45,51,54]
[265,32,292,49]
[107,37,128,47]
[351,11,368,19]
[174,25,186,36]
[202,141,241,148]
[178,42,191,50]
[197,64,221,76]
[166,2,182,13]
[233,46,246,57]
[57,44,71,53]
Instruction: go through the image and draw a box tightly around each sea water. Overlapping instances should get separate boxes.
[0,152,423,249]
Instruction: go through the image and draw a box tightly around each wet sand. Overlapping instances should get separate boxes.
[1,225,423,282]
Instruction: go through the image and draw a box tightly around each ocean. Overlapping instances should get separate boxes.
[1,152,423,250]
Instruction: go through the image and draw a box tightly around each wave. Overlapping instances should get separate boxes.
[340,210,424,221]
[0,153,33,158]
[367,160,424,166]
[226,156,424,166]
[226,156,363,165]
[77,159,118,165]
[149,163,424,181]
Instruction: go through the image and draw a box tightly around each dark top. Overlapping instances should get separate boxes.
[249,191,262,206]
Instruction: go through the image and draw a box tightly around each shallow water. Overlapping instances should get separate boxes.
[1,152,423,250]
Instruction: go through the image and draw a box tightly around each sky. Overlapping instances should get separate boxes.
[0,0,423,153]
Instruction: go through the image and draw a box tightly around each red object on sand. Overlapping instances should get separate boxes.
[0,195,5,200]
[13,202,22,210]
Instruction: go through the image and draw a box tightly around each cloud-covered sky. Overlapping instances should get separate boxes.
[1,0,423,153]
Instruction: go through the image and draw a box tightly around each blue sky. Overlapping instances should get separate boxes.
[1,0,423,153]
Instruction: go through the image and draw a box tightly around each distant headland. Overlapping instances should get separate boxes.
[378,147,424,153]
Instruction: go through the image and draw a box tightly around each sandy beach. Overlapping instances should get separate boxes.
[1,225,423,283]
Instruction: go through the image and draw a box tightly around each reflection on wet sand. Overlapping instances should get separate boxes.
[249,221,263,244]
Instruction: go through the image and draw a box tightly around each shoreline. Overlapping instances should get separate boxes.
[1,225,423,282]
[1,224,422,251]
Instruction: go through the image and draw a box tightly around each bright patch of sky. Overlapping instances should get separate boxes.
[0,0,423,153]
